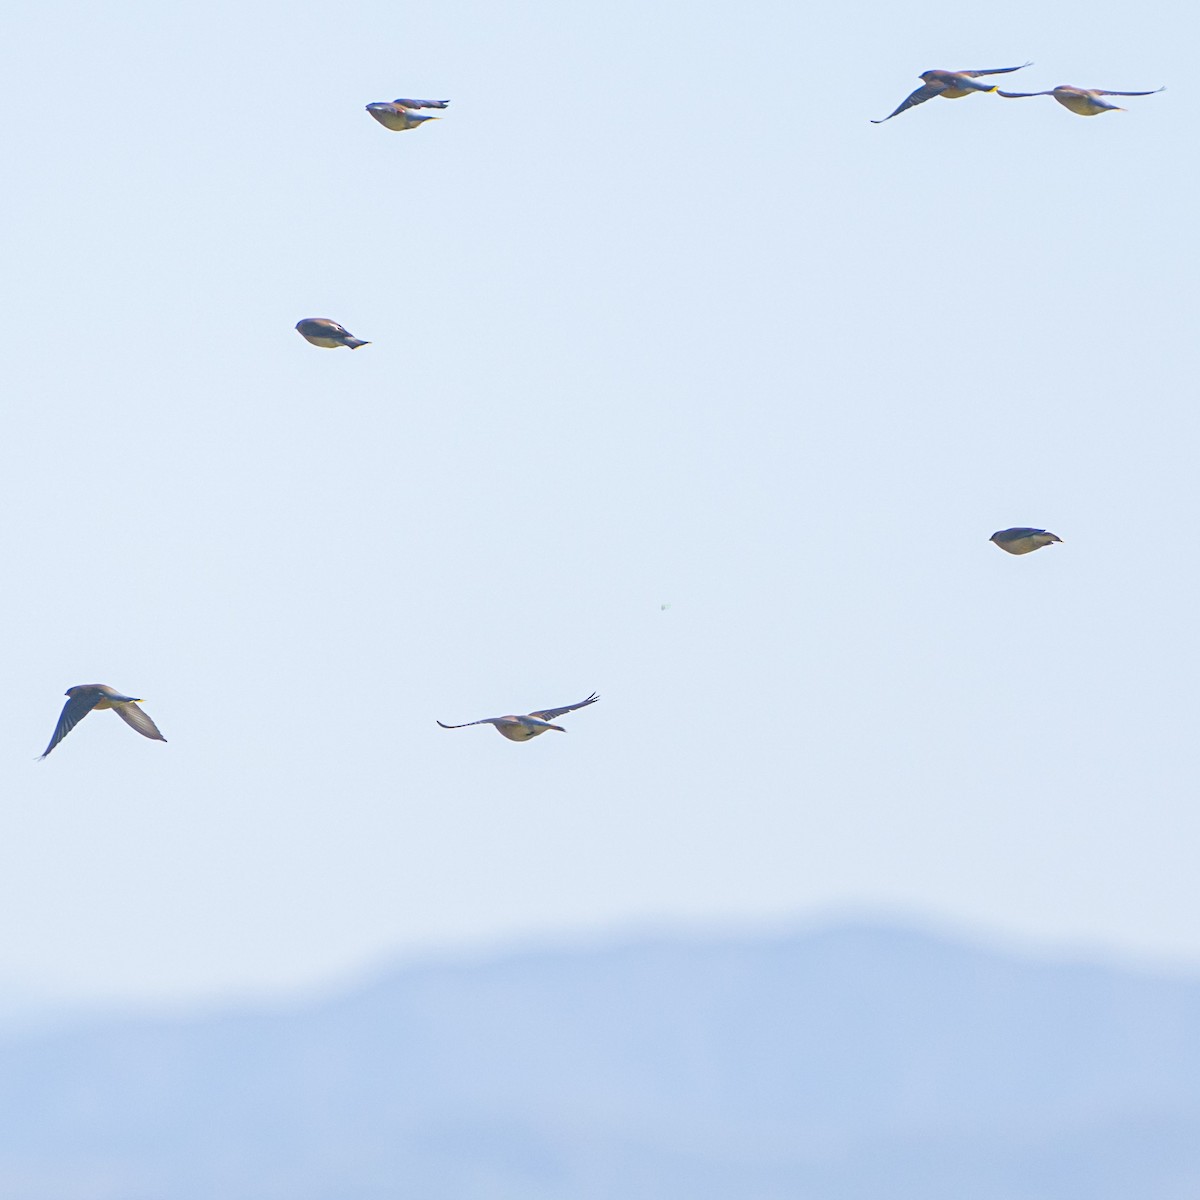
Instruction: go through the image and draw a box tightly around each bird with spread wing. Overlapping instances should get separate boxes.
[996,83,1164,116]
[40,685,167,759]
[437,693,599,741]
[872,63,1033,123]
[366,98,449,131]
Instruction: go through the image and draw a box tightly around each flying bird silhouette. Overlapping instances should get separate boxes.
[295,318,370,350]
[366,98,449,131]
[989,528,1063,556]
[872,63,1033,123]
[40,685,167,759]
[437,693,599,741]
[996,84,1164,116]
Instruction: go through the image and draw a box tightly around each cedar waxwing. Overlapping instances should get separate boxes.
[40,685,167,759]
[990,528,1063,555]
[437,693,599,741]
[996,84,1164,116]
[365,98,449,131]
[295,318,370,350]
[872,62,1033,123]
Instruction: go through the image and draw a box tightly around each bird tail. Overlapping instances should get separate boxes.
[346,339,371,350]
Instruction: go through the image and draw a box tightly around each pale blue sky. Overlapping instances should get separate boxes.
[2,0,1194,1004]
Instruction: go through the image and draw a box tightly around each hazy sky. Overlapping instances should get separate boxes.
[2,0,1194,1005]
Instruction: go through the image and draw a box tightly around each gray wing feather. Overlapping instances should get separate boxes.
[393,98,450,109]
[1093,88,1164,96]
[530,693,600,722]
[297,319,349,338]
[113,702,167,742]
[871,84,942,123]
[40,693,103,759]
[962,62,1033,77]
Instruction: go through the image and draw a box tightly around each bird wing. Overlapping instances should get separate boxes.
[298,319,347,337]
[1092,87,1164,96]
[393,98,450,109]
[40,692,104,758]
[870,83,943,123]
[437,717,497,729]
[530,693,600,722]
[112,702,167,742]
[961,62,1033,77]
[996,89,1054,98]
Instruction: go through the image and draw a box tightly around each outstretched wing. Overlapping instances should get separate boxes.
[393,98,450,110]
[961,62,1033,78]
[871,83,943,123]
[437,717,497,730]
[996,89,1054,98]
[1092,87,1164,96]
[40,692,103,759]
[112,702,167,743]
[531,693,600,722]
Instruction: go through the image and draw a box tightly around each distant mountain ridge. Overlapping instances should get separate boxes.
[3,922,1200,1199]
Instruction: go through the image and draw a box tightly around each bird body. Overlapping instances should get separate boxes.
[872,62,1033,123]
[990,528,1063,555]
[474,715,566,742]
[366,98,448,131]
[996,84,1164,116]
[437,693,599,741]
[40,684,167,759]
[295,318,369,349]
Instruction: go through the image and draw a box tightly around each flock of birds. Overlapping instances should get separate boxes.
[868,62,1163,577]
[872,62,1163,123]
[38,92,601,759]
[37,64,1161,759]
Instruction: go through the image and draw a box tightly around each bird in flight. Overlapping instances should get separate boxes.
[872,63,1033,123]
[437,693,599,741]
[366,98,449,131]
[295,318,370,350]
[996,84,1164,116]
[40,685,167,759]
[989,528,1063,555]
